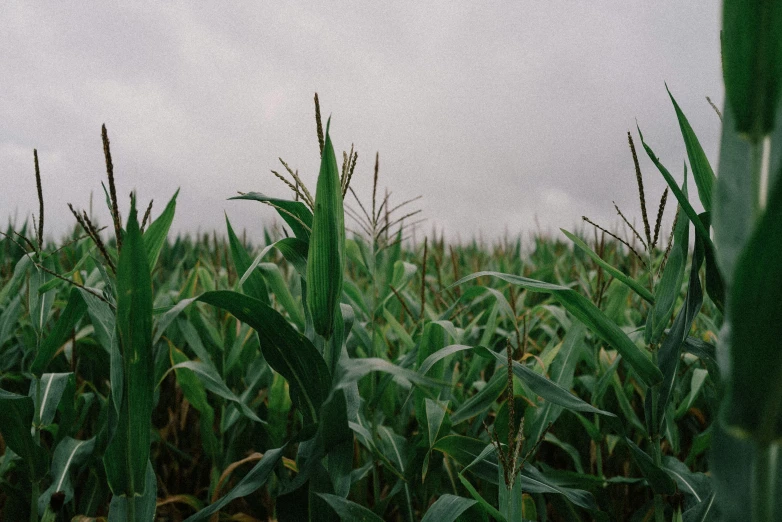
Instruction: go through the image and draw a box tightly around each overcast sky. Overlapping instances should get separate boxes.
[2,2,723,245]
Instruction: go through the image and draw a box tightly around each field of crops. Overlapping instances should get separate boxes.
[2,4,782,521]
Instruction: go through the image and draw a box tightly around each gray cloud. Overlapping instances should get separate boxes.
[2,2,723,245]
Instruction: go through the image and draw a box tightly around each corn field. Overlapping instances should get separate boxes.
[1,1,781,520]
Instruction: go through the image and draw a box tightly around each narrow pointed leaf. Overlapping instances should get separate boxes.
[667,86,716,211]
[142,189,178,271]
[226,214,270,304]
[561,229,654,303]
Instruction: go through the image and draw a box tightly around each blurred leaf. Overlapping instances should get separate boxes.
[725,166,782,441]
[527,322,587,451]
[475,345,615,416]
[169,347,219,460]
[168,360,262,424]
[722,0,782,139]
[259,262,304,328]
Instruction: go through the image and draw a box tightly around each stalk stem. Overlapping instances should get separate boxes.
[752,442,774,522]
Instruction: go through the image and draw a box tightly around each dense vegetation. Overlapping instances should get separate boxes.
[2,2,781,520]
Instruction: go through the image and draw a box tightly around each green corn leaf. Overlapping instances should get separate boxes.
[459,473,507,522]
[317,493,384,522]
[652,228,705,431]
[433,435,498,484]
[183,446,285,522]
[107,460,157,522]
[32,288,87,375]
[169,347,219,459]
[0,253,31,305]
[667,86,716,211]
[196,290,330,425]
[306,120,345,340]
[625,437,676,495]
[646,170,689,345]
[527,322,587,451]
[259,262,304,329]
[230,192,313,241]
[421,494,477,522]
[452,271,662,386]
[142,189,178,271]
[103,196,154,498]
[37,437,95,514]
[226,214,270,304]
[713,100,756,283]
[520,465,598,511]
[475,345,615,417]
[337,357,442,390]
[722,0,782,140]
[29,372,73,427]
[637,125,714,250]
[0,388,48,480]
[561,229,654,304]
[450,371,506,426]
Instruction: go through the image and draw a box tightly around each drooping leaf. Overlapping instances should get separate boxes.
[183,446,285,522]
[475,345,615,416]
[230,192,313,241]
[318,493,384,522]
[196,290,330,425]
[420,494,477,522]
